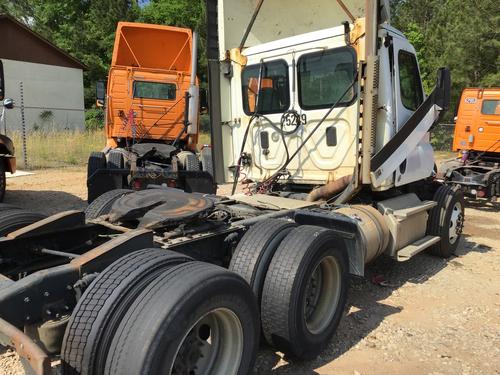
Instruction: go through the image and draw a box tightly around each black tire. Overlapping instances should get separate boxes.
[87,151,106,179]
[85,188,132,220]
[200,147,214,177]
[107,150,124,170]
[61,249,192,375]
[105,262,259,375]
[0,209,46,237]
[261,225,349,359]
[87,152,107,203]
[427,185,465,258]
[177,151,200,171]
[0,160,5,203]
[0,203,21,211]
[229,219,297,303]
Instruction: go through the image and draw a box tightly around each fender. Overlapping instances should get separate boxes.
[0,134,14,156]
[294,209,367,277]
[0,134,16,173]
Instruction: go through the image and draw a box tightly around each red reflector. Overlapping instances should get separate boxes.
[477,189,486,198]
[465,126,471,132]
[167,179,176,188]
[133,180,142,190]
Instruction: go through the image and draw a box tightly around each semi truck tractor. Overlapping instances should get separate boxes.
[87,22,215,203]
[0,1,464,374]
[439,87,500,200]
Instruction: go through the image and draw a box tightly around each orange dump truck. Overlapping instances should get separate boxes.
[87,22,214,203]
[441,88,500,200]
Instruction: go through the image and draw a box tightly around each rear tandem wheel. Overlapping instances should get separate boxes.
[61,249,193,375]
[261,225,349,359]
[104,262,259,375]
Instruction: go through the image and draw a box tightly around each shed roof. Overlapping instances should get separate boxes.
[0,13,86,70]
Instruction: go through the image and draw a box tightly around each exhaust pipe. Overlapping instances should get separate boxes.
[307,175,352,202]
[187,31,199,135]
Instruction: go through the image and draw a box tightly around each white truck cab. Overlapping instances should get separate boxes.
[208,0,447,199]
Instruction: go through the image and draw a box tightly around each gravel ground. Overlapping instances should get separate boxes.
[1,168,499,375]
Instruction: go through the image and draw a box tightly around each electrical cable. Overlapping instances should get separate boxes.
[136,94,187,144]
[257,73,358,193]
[231,60,267,195]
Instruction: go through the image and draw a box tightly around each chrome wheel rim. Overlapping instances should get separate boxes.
[303,256,342,334]
[449,202,463,244]
[171,308,243,375]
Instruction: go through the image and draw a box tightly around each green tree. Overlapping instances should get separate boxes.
[392,0,499,119]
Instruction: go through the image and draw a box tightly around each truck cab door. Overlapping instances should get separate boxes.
[477,94,500,151]
[391,35,434,186]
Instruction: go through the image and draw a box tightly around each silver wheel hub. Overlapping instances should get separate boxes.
[449,202,464,245]
[171,308,244,375]
[303,256,342,335]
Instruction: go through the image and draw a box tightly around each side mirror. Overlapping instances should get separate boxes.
[96,80,106,107]
[435,67,451,111]
[3,98,14,109]
[200,88,209,114]
[0,60,5,101]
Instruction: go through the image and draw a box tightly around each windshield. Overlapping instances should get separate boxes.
[481,100,500,115]
[133,81,176,100]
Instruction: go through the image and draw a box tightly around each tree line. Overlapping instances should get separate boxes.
[1,0,498,119]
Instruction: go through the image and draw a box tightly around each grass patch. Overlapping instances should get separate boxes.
[9,129,105,170]
[198,132,211,147]
[8,129,211,170]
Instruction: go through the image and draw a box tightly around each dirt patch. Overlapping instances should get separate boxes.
[1,170,499,375]
[5,167,88,215]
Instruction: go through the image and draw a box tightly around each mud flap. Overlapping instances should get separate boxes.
[181,170,217,194]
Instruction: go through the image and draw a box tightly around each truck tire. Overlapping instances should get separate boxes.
[427,185,465,258]
[177,151,200,171]
[0,161,5,203]
[105,262,259,375]
[61,249,192,375]
[85,188,133,220]
[229,219,297,303]
[261,225,349,359]
[200,147,214,177]
[106,150,124,170]
[87,152,107,203]
[0,203,21,211]
[0,209,46,237]
[87,151,106,179]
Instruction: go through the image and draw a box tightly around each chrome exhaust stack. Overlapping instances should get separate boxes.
[187,31,199,135]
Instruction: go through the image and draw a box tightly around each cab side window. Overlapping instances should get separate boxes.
[398,51,423,111]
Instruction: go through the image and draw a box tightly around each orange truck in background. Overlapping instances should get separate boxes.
[440,88,500,200]
[87,22,214,203]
